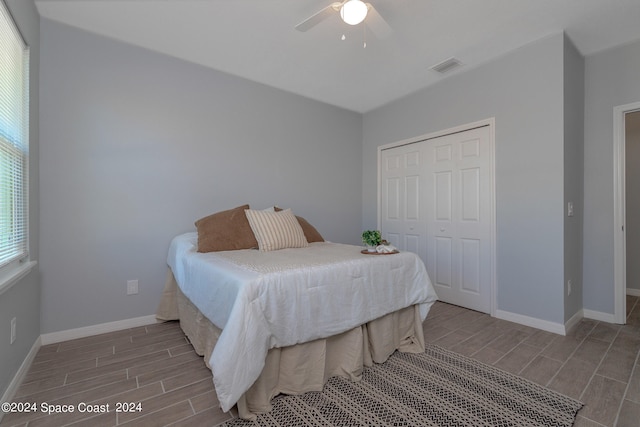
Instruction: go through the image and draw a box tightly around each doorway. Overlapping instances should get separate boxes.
[625,112,640,297]
[614,102,640,324]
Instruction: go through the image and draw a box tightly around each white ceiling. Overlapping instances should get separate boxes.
[35,0,640,113]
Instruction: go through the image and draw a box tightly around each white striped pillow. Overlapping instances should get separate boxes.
[244,208,309,251]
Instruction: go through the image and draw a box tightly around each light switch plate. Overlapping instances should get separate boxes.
[127,280,138,295]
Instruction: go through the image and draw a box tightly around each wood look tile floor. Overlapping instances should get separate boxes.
[1,297,639,427]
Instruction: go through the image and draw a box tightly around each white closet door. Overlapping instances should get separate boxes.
[425,126,492,313]
[380,144,427,261]
[380,125,493,314]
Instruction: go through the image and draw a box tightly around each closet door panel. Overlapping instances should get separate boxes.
[380,146,427,261]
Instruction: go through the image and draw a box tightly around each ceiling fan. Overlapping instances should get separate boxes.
[295,0,392,39]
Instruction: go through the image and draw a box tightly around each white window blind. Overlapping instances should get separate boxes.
[0,0,29,269]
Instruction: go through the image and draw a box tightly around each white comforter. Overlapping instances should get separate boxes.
[167,232,437,412]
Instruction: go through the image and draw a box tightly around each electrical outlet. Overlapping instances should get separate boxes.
[567,280,572,296]
[10,317,16,344]
[127,280,138,295]
[568,202,574,217]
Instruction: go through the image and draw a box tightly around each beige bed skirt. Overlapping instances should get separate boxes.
[156,268,426,420]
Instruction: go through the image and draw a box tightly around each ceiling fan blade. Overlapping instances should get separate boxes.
[365,4,392,39]
[295,3,338,32]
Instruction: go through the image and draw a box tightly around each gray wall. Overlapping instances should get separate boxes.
[363,33,567,324]
[39,19,363,334]
[0,0,40,399]
[626,111,640,292]
[583,39,640,314]
[563,35,585,321]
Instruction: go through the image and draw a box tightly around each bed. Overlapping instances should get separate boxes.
[156,206,437,420]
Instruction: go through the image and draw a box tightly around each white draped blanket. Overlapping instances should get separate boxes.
[167,233,437,412]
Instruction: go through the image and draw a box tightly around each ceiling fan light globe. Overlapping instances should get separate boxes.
[340,0,368,25]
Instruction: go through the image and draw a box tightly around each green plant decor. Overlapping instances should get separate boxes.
[362,230,382,247]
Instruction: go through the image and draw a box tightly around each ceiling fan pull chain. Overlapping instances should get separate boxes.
[363,21,367,48]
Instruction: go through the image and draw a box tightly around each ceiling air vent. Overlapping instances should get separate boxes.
[430,57,463,74]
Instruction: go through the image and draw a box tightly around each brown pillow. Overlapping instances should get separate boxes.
[195,204,258,252]
[274,206,325,243]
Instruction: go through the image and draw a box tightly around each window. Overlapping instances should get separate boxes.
[0,0,29,272]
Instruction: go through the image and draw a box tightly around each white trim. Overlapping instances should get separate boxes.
[377,118,497,317]
[488,120,496,318]
[495,309,567,335]
[377,118,494,152]
[40,315,159,345]
[0,336,41,423]
[0,260,36,297]
[627,288,640,297]
[613,102,640,324]
[583,308,617,324]
[564,310,584,335]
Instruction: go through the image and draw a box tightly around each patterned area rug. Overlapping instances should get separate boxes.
[221,344,582,427]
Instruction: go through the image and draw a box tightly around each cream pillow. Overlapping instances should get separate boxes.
[244,208,309,251]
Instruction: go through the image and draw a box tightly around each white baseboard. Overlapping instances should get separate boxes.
[41,315,160,345]
[564,309,584,334]
[627,288,640,297]
[0,336,41,423]
[494,309,567,335]
[583,309,617,323]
